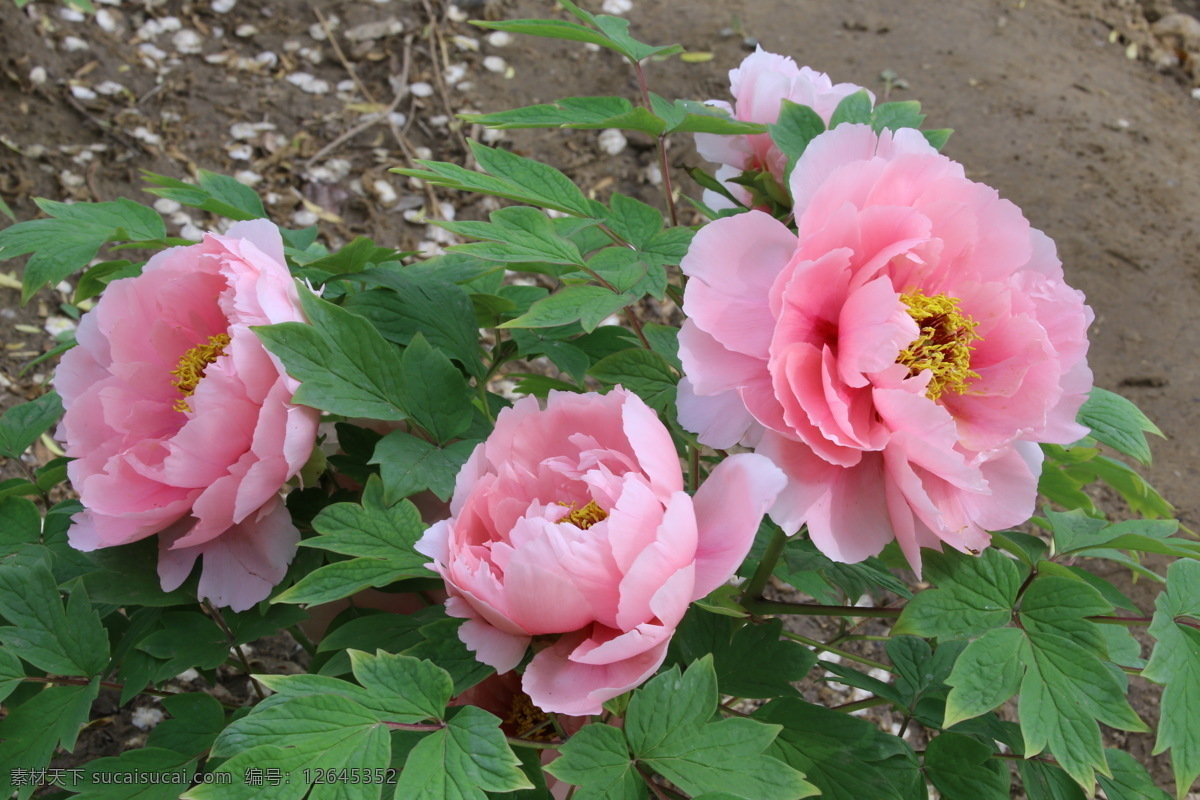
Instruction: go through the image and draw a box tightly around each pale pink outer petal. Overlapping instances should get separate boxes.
[457,618,531,673]
[691,453,786,597]
[675,377,758,450]
[156,495,299,611]
[680,211,797,360]
[522,628,671,716]
[620,389,684,498]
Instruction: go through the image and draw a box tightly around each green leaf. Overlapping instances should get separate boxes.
[627,658,814,800]
[72,748,200,800]
[462,96,667,137]
[1079,387,1162,465]
[398,333,475,444]
[136,612,230,675]
[446,206,587,267]
[0,680,100,800]
[755,697,921,800]
[0,646,24,703]
[829,90,874,128]
[923,733,1008,799]
[146,692,227,757]
[943,627,1028,728]
[501,285,632,332]
[349,650,454,722]
[79,537,198,607]
[255,290,407,421]
[1097,749,1173,800]
[468,140,599,218]
[395,705,532,800]
[1,198,165,301]
[196,693,390,800]
[605,194,664,249]
[588,348,678,413]
[0,193,13,220]
[0,495,41,546]
[892,548,1025,641]
[371,430,476,503]
[870,101,926,133]
[0,391,62,459]
[143,169,266,221]
[1142,560,1200,796]
[74,259,142,302]
[667,613,816,699]
[546,723,645,800]
[403,618,494,695]
[923,129,953,150]
[768,100,826,180]
[0,560,109,676]
[345,268,484,378]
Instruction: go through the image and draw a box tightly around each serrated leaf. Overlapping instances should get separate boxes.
[755,697,921,800]
[1142,560,1200,796]
[0,647,24,703]
[500,285,632,332]
[546,723,645,800]
[275,558,423,606]
[349,650,453,722]
[194,693,390,800]
[829,90,874,128]
[943,627,1028,728]
[0,680,100,800]
[73,748,200,800]
[626,658,814,800]
[395,705,532,800]
[371,431,476,503]
[923,129,953,150]
[398,333,475,444]
[142,169,266,221]
[136,612,230,674]
[468,141,600,218]
[345,268,484,378]
[0,560,109,676]
[1079,387,1162,465]
[892,549,1025,641]
[445,206,587,267]
[768,100,826,180]
[923,732,1008,799]
[1098,749,1172,800]
[0,495,40,546]
[255,289,406,421]
[667,613,815,699]
[0,390,62,459]
[403,618,494,695]
[870,100,926,133]
[146,692,227,757]
[463,96,667,137]
[587,348,677,413]
[305,493,428,564]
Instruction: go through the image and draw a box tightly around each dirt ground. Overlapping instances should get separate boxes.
[2,0,1200,792]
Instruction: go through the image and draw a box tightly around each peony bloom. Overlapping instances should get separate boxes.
[678,124,1092,571]
[694,47,870,210]
[416,388,785,716]
[55,219,319,611]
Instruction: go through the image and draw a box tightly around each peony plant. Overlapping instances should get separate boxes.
[0,2,1195,799]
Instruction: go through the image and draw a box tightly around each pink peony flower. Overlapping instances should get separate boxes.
[694,47,870,209]
[678,124,1093,571]
[416,388,785,716]
[55,219,319,611]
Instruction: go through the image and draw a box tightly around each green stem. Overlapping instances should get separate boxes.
[630,60,678,228]
[780,630,893,672]
[830,695,890,714]
[741,526,787,603]
[287,625,317,658]
[477,375,495,423]
[746,599,902,619]
[687,444,701,493]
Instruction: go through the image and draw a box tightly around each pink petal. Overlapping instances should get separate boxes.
[522,627,670,716]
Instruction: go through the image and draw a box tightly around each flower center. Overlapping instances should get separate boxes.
[505,691,555,741]
[896,292,980,401]
[170,333,230,412]
[558,499,608,530]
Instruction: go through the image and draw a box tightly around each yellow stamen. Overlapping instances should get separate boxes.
[896,291,981,401]
[558,499,608,530]
[170,333,230,412]
[505,692,555,741]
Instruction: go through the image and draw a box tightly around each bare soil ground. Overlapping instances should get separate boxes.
[2,0,1200,792]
